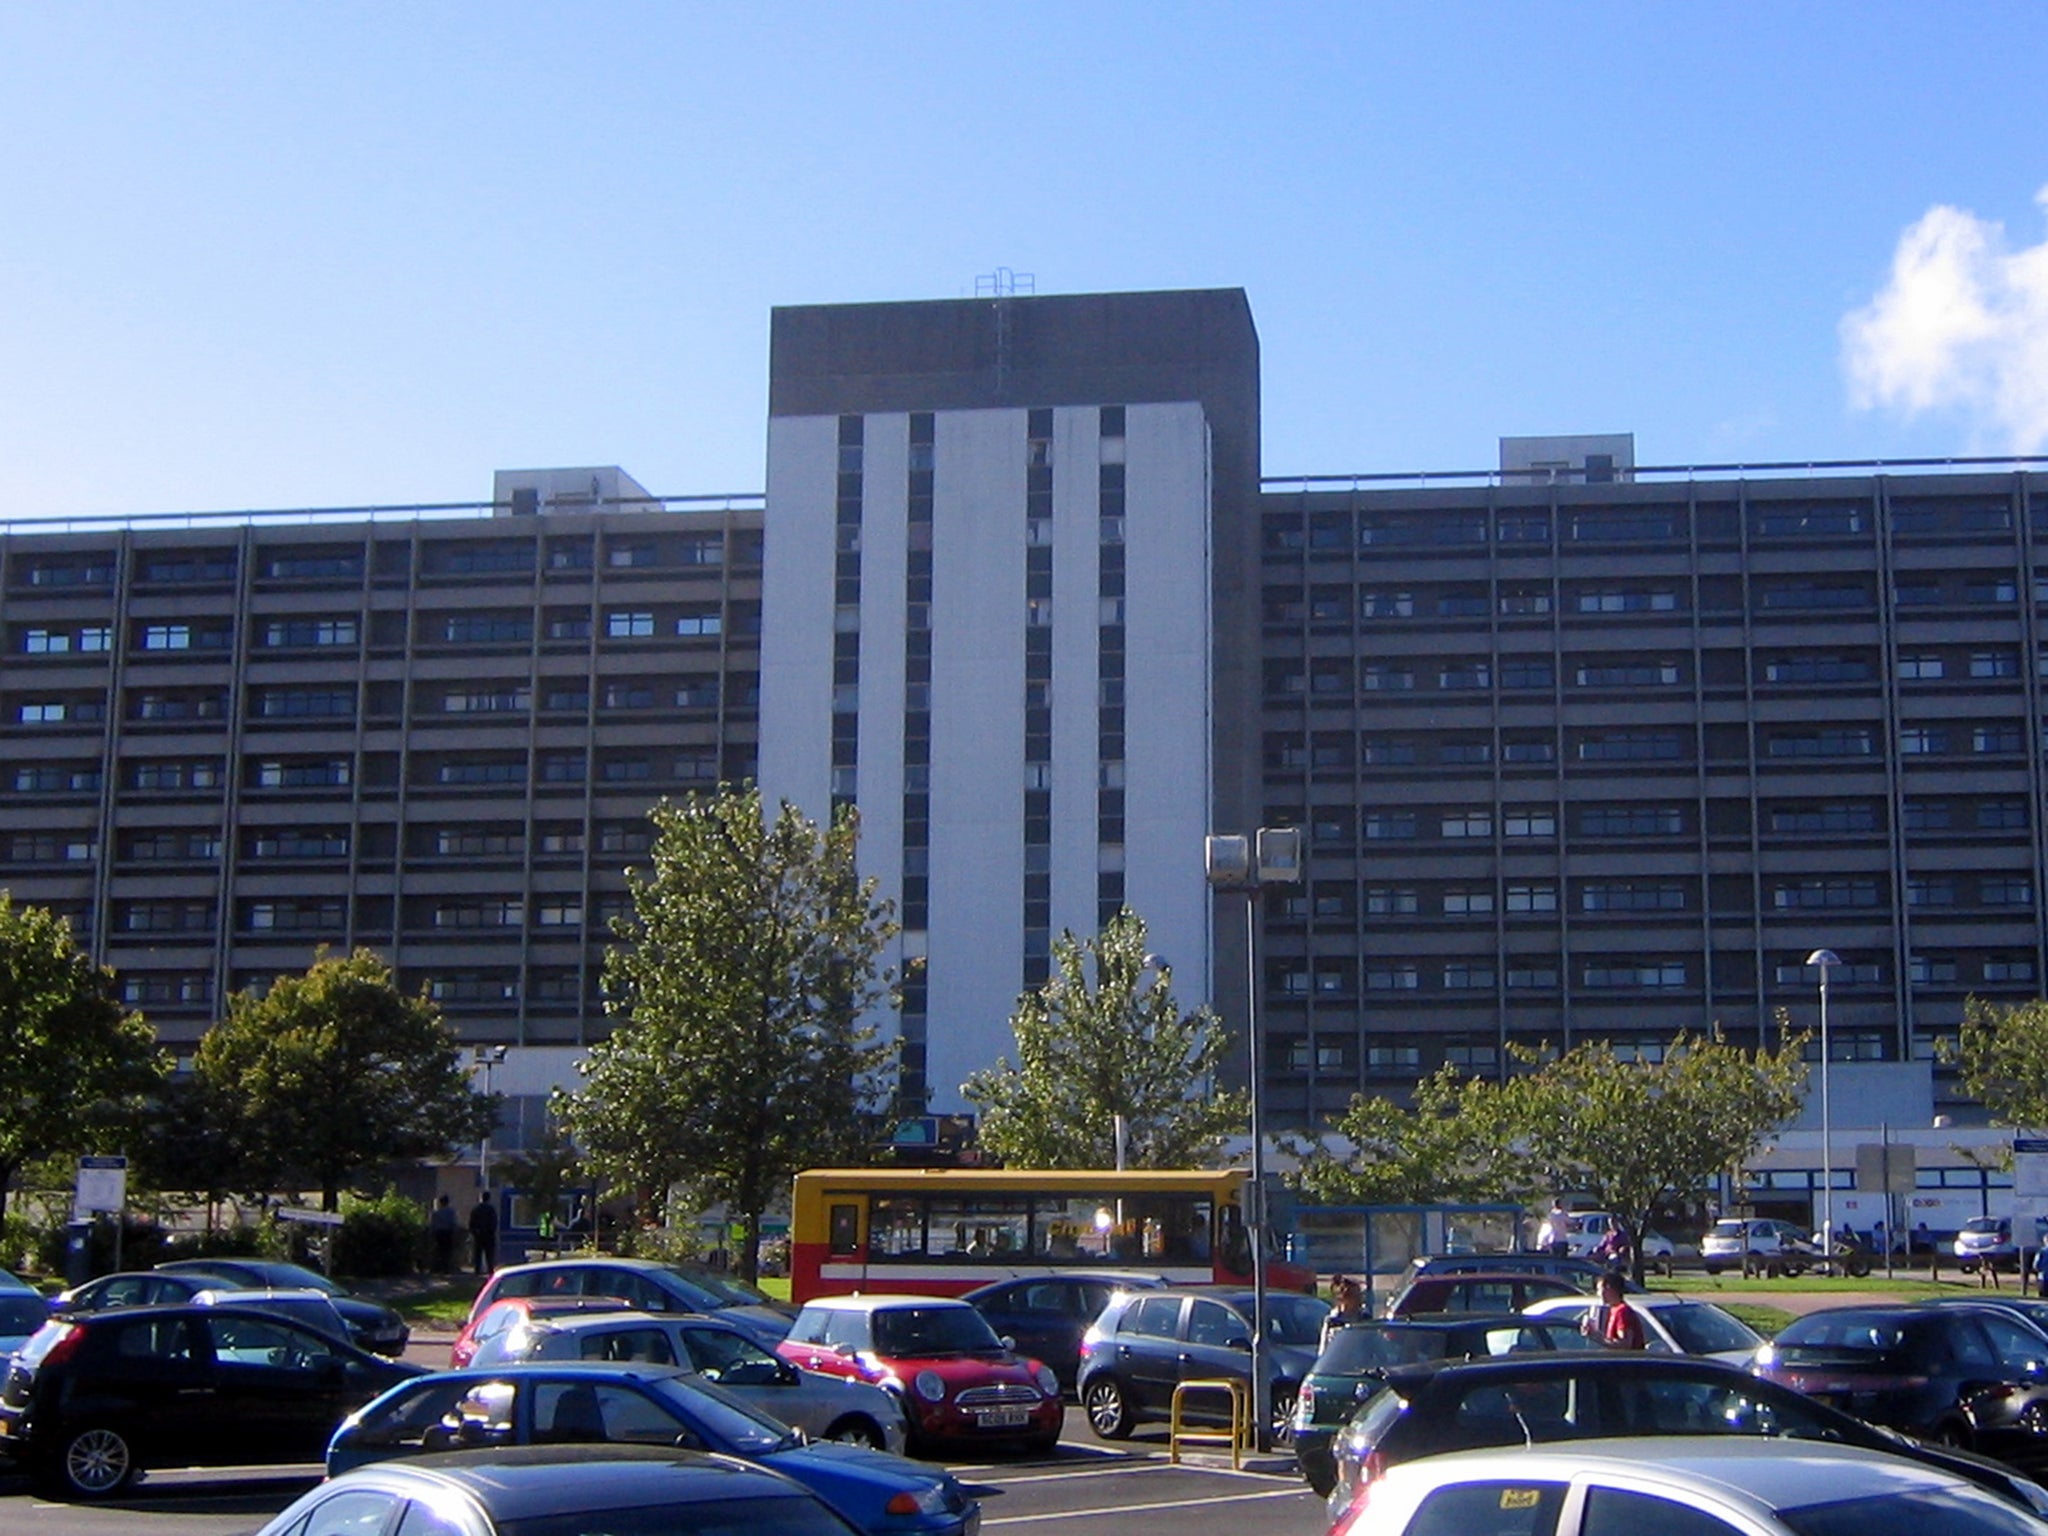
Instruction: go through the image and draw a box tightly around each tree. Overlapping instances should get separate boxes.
[963,908,1248,1168]
[1944,996,2048,1131]
[555,788,897,1284]
[0,896,167,1220]
[194,948,493,1211]
[1289,1031,1808,1282]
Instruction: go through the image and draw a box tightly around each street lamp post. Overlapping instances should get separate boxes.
[1806,950,1841,1257]
[475,1045,507,1191]
[1206,827,1303,1453]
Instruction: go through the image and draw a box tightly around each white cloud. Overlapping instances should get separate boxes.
[1842,187,2048,452]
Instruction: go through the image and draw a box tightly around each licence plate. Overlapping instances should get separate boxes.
[973,1408,1031,1428]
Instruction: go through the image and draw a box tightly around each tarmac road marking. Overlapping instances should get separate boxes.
[981,1484,1310,1525]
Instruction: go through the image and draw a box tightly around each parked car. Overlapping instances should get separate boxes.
[155,1257,410,1355]
[259,1445,868,1536]
[189,1286,352,1343]
[1558,1216,1683,1273]
[459,1257,794,1355]
[468,1307,909,1452]
[454,1292,639,1367]
[1292,1314,1594,1495]
[1383,1272,1587,1319]
[1398,1253,1625,1291]
[1699,1218,1822,1277]
[1958,1217,2022,1275]
[778,1294,1062,1453]
[961,1270,1168,1393]
[1075,1284,1328,1443]
[1520,1293,1765,1364]
[0,1301,423,1497]
[328,1363,977,1536]
[1328,1435,2048,1536]
[1326,1352,2048,1520]
[1752,1303,2048,1466]
[0,1292,48,1359]
[53,1269,212,1317]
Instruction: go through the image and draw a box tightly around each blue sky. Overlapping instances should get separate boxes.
[3,3,2046,519]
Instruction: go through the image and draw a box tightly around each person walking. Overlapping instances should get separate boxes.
[1321,1275,1368,1349]
[469,1191,500,1275]
[1536,1201,1570,1258]
[1581,1270,1647,1350]
[428,1193,458,1273]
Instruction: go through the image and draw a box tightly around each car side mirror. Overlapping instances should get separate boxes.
[776,1359,799,1385]
[832,1342,858,1358]
[1225,1334,1252,1351]
[1001,1335,1017,1351]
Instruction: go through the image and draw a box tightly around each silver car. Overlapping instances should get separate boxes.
[466,1308,910,1454]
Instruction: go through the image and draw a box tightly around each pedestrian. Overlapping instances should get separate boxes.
[1536,1200,1570,1258]
[1594,1218,1633,1275]
[428,1193,458,1273]
[1581,1270,1647,1350]
[469,1190,500,1274]
[1322,1275,1368,1349]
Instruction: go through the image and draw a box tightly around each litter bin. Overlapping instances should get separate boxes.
[63,1219,95,1286]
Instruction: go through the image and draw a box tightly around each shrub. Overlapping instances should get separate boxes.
[332,1191,426,1278]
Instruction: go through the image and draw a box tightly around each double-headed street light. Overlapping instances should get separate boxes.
[475,1045,507,1191]
[1205,826,1303,1452]
[1806,950,1841,1254]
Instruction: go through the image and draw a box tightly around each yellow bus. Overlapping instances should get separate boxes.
[789,1166,1314,1302]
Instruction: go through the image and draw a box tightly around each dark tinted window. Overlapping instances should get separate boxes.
[1404,1480,1566,1536]
[1780,1487,2048,1536]
[501,1495,856,1536]
[1582,1487,1742,1536]
[1124,1296,1184,1338]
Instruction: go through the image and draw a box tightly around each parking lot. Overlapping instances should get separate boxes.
[0,1426,1330,1536]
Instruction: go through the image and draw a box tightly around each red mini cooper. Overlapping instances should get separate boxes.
[776,1294,1062,1454]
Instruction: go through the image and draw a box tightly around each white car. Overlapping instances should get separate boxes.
[1520,1293,1764,1365]
[1562,1213,1678,1273]
[1699,1218,1820,1276]
[1327,1435,2048,1536]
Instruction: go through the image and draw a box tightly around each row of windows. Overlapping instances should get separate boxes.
[5,530,756,592]
[1265,723,2042,771]
[7,750,751,796]
[1273,871,2037,920]
[1263,576,2031,623]
[108,895,633,936]
[1261,495,2021,553]
[113,967,605,1009]
[8,674,753,725]
[1269,952,2038,996]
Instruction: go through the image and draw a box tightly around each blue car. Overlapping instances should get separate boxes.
[328,1363,979,1536]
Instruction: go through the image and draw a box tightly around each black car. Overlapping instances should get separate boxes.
[1753,1303,2048,1466]
[1292,1314,1595,1495]
[962,1270,1167,1393]
[154,1257,410,1356]
[1075,1285,1329,1443]
[256,1445,865,1536]
[1327,1351,2048,1519]
[1398,1252,1623,1291]
[0,1301,424,1497]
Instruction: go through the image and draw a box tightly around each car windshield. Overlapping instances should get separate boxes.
[671,1268,776,1308]
[873,1305,1005,1356]
[1962,1220,2007,1237]
[649,1374,802,1454]
[1708,1221,1747,1239]
[501,1494,857,1536]
[1775,1314,1912,1361]
[1781,1485,2048,1536]
[1657,1304,1764,1355]
[0,1296,47,1333]
[1268,1294,1337,1345]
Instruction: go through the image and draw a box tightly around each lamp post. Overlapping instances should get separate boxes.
[1113,952,1169,1173]
[1806,950,1840,1256]
[1206,827,1303,1452]
[475,1045,507,1190]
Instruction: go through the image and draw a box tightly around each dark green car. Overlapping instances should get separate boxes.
[1291,1314,1592,1495]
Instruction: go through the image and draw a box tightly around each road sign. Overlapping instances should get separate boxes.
[75,1154,127,1214]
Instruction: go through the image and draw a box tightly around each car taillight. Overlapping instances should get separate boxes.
[1298,1382,1317,1418]
[36,1324,84,1369]
[1330,1454,1387,1536]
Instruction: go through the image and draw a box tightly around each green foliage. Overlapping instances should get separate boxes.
[963,909,1248,1168]
[618,1222,704,1266]
[0,895,169,1220]
[194,948,496,1211]
[1292,1030,1808,1280]
[557,788,897,1284]
[1943,997,2048,1131]
[163,1223,283,1263]
[500,1121,581,1232]
[333,1190,427,1278]
[34,1212,169,1277]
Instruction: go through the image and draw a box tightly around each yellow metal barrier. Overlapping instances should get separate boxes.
[1169,1377,1249,1468]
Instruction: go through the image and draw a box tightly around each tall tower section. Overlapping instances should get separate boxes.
[759,289,1261,1111]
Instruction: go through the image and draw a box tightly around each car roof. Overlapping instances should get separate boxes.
[310,1446,809,1519]
[1377,1435,1969,1508]
[963,1271,1167,1297]
[797,1294,975,1312]
[1380,1350,1755,1390]
[522,1310,728,1335]
[1524,1292,1713,1314]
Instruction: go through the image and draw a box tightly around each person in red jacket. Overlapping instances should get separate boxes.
[1581,1270,1647,1350]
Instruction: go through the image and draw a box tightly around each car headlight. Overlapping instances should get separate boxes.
[885,1484,954,1517]
[914,1370,946,1403]
[1753,1343,1776,1368]
[1033,1364,1058,1396]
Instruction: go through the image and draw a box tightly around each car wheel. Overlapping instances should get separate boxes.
[1653,1253,1674,1277]
[1303,1459,1337,1499]
[1083,1376,1134,1440]
[1024,1427,1062,1456]
[46,1424,137,1499]
[1702,1262,1722,1276]
[1960,1259,1979,1275]
[822,1416,887,1450]
[1269,1384,1299,1447]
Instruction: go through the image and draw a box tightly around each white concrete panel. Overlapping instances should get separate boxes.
[1121,402,1215,1001]
[855,415,910,1011]
[926,408,1026,1109]
[1049,407,1101,945]
[759,415,840,821]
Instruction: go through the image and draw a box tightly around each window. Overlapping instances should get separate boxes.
[1441,811,1493,839]
[1986,956,2037,983]
[1582,882,1687,912]
[1365,965,1419,991]
[1500,659,1554,689]
[1972,650,2019,678]
[1907,877,1956,907]
[1899,726,1949,755]
[606,611,655,638]
[1506,884,1558,913]
[1767,728,1874,758]
[1365,887,1419,915]
[1443,889,1495,916]
[1897,654,1945,680]
[1439,662,1491,690]
[1498,588,1553,615]
[1772,878,1880,910]
[1583,960,1687,989]
[440,614,532,644]
[444,686,531,714]
[263,618,359,647]
[1982,876,2033,907]
[1577,731,1683,761]
[1363,811,1418,840]
[1770,804,1877,834]
[1443,962,1495,989]
[1574,659,1680,687]
[1576,589,1676,613]
[253,687,353,718]
[1501,807,1556,838]
[675,609,722,637]
[1974,725,2024,754]
[1359,665,1412,692]
[253,758,351,788]
[1580,805,1683,836]
[1979,801,2028,830]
